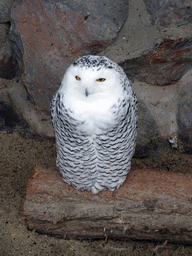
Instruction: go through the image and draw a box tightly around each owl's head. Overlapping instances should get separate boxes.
[60,55,128,102]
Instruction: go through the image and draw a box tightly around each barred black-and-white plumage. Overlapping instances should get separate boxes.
[51,55,138,194]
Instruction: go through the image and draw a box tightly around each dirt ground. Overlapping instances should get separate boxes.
[0,129,192,256]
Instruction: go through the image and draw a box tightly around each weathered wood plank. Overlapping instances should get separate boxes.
[24,166,192,243]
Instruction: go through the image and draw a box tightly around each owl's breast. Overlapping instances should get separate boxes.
[66,97,121,136]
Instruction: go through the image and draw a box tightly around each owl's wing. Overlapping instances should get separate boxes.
[132,91,138,118]
[50,92,60,127]
[130,91,138,134]
[122,77,138,121]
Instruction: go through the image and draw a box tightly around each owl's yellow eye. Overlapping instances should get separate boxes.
[96,78,106,82]
[75,76,81,81]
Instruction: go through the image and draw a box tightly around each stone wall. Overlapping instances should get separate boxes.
[0,0,192,156]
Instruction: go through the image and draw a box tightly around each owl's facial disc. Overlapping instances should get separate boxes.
[75,74,106,97]
[63,63,122,102]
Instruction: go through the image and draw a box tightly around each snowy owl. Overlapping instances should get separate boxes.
[51,55,138,194]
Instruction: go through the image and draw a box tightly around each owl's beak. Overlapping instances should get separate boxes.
[85,88,89,97]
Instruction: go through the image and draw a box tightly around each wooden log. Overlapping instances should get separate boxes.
[24,166,192,244]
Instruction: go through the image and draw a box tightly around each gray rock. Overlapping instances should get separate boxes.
[120,38,192,86]
[11,0,129,111]
[177,70,192,153]
[0,1,18,79]
[51,0,129,39]
[177,100,192,154]
[0,0,13,23]
[135,100,169,158]
[0,23,9,45]
[144,0,192,29]
[0,23,17,79]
